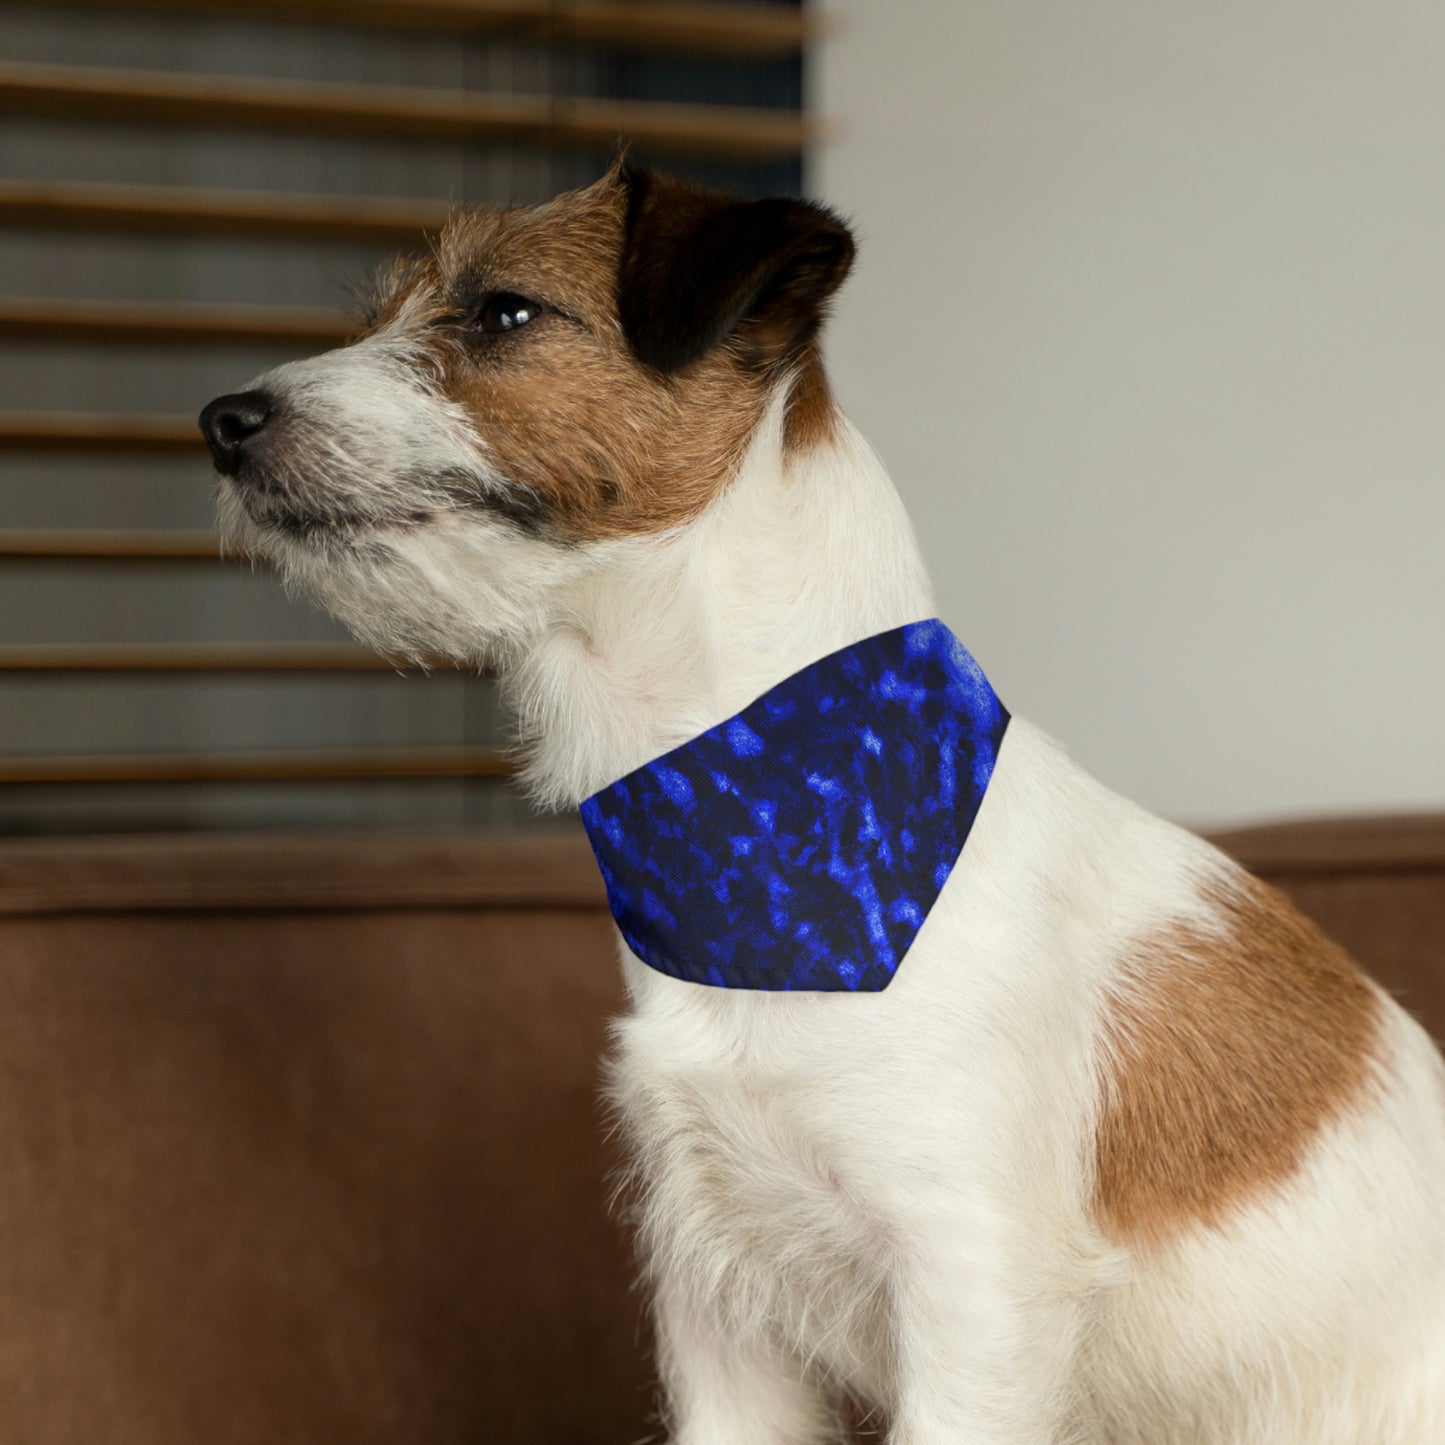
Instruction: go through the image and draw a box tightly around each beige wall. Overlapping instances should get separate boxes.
[814,1,1445,827]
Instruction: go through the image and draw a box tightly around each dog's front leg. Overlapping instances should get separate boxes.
[654,1274,841,1445]
[884,1216,1086,1445]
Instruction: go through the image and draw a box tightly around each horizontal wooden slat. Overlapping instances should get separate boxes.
[0,530,227,562]
[0,831,606,916]
[0,746,513,784]
[24,0,815,59]
[1211,813,1445,876]
[0,412,201,452]
[0,643,422,673]
[0,180,449,245]
[0,297,353,348]
[0,62,817,161]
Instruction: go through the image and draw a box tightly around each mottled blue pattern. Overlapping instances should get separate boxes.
[579,620,1008,992]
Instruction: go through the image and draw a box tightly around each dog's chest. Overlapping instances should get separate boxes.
[611,998,892,1386]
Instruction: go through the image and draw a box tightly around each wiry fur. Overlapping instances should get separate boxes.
[207,171,1445,1443]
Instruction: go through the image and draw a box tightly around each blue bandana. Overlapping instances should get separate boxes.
[579,620,1008,992]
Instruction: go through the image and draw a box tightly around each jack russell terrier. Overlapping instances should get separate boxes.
[200,164,1445,1444]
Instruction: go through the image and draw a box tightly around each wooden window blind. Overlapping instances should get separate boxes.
[0,0,815,835]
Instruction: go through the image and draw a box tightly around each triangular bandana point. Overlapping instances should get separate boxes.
[580,620,1008,992]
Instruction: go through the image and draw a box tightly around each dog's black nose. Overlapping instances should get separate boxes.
[199,390,273,475]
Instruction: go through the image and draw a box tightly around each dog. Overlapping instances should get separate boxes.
[200,164,1445,1443]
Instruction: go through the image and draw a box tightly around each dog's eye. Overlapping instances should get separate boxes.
[474,292,542,335]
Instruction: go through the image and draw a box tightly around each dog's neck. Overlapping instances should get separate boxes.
[506,391,937,809]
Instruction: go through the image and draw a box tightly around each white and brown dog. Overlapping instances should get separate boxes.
[201,166,1445,1443]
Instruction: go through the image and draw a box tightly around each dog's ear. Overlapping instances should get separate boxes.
[618,166,855,376]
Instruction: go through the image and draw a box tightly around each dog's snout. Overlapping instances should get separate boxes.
[199,390,273,475]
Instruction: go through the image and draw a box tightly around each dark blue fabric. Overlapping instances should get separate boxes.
[579,620,1008,991]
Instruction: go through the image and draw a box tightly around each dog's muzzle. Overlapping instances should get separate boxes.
[199,390,274,476]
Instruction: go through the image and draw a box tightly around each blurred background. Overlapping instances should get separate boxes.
[819,1,1445,827]
[0,5,1442,1443]
[0,0,804,837]
[2,0,1441,838]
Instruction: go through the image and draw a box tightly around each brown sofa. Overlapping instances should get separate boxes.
[0,817,1440,1443]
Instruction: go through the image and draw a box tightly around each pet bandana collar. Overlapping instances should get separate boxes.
[579,619,1008,992]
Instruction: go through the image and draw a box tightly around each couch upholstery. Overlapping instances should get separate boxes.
[0,817,1439,1443]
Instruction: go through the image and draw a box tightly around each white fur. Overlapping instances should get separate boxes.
[221,351,1445,1443]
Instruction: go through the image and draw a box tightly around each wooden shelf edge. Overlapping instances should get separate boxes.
[0,746,515,784]
[0,643,464,673]
[0,61,819,162]
[0,530,233,562]
[0,411,202,451]
[0,180,450,245]
[0,297,355,348]
[18,0,817,59]
[0,829,605,915]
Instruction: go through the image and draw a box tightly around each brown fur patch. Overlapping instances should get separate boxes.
[364,170,846,541]
[1094,872,1382,1247]
[783,342,839,453]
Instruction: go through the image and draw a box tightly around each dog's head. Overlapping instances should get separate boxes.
[199,166,854,662]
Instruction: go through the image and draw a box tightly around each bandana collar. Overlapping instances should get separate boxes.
[579,620,1008,992]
